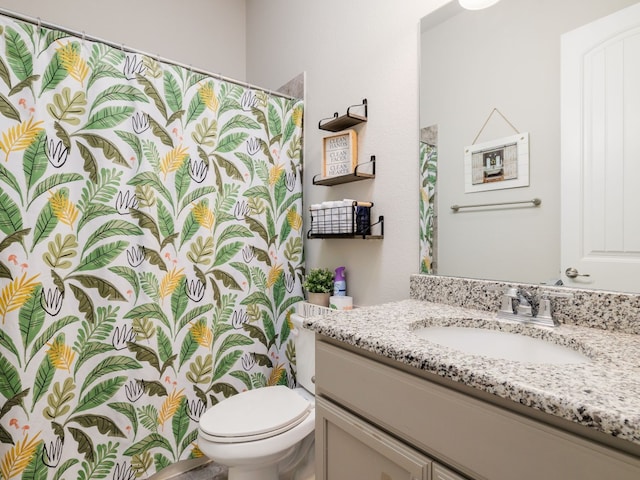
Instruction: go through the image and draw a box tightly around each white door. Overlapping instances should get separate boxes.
[561,2,640,293]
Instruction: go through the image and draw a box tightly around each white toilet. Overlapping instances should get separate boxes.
[198,312,315,480]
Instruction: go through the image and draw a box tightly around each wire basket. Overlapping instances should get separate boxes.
[308,201,373,237]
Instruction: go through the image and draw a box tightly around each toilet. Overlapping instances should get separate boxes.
[198,311,315,480]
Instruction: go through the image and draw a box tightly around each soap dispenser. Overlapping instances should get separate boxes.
[334,266,346,296]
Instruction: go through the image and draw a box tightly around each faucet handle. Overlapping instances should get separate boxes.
[517,289,540,317]
[503,287,519,297]
[486,286,524,315]
[537,291,574,325]
[497,287,519,314]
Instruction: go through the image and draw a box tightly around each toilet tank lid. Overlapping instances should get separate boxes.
[199,385,311,438]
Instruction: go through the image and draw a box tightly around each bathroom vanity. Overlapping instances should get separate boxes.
[310,276,640,480]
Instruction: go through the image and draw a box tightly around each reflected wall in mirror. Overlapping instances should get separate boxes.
[419,0,639,292]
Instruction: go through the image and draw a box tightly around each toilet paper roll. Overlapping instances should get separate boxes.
[330,296,353,310]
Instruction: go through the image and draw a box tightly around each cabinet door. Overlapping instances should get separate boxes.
[433,463,467,480]
[316,397,431,480]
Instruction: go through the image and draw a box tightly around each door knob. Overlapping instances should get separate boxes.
[565,267,590,278]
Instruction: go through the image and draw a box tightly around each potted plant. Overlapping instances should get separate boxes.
[303,268,334,307]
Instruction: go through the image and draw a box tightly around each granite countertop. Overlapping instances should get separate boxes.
[307,299,640,446]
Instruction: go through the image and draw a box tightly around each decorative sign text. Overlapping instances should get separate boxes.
[322,130,357,178]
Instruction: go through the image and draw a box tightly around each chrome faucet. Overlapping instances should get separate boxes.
[516,289,539,317]
[496,287,572,327]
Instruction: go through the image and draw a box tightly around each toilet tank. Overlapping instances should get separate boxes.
[290,312,315,395]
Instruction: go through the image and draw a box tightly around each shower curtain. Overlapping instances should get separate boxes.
[419,141,436,274]
[0,15,304,480]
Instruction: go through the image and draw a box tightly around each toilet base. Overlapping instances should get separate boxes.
[217,433,315,480]
[228,465,278,480]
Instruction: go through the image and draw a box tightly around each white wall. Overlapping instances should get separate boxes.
[246,0,449,305]
[0,0,247,79]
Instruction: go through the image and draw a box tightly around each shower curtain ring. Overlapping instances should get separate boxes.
[36,17,41,31]
[81,31,86,45]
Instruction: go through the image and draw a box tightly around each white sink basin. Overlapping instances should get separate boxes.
[414,326,591,364]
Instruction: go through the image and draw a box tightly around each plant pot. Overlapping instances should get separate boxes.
[307,292,330,307]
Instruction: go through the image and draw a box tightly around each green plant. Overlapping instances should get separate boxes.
[303,268,334,293]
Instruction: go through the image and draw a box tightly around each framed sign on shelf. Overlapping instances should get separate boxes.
[322,129,358,178]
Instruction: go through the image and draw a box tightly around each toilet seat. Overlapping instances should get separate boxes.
[199,386,312,443]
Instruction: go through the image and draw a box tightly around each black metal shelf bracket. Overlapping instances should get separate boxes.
[371,215,384,238]
[354,155,375,177]
[312,155,376,186]
[318,98,368,132]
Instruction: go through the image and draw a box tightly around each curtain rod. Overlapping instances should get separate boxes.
[0,7,298,101]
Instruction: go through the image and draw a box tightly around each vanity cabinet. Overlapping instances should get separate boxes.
[314,338,640,480]
[316,397,432,479]
[432,464,466,480]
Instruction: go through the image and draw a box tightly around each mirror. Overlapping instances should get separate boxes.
[419,0,639,290]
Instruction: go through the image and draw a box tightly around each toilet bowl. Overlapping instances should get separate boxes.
[198,311,315,480]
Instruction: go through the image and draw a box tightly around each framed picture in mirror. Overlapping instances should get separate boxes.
[464,132,529,192]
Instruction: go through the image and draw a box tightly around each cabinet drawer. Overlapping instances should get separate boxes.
[433,463,466,480]
[316,339,640,480]
[316,396,431,480]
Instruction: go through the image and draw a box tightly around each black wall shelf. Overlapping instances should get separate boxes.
[318,98,368,132]
[313,155,376,186]
[307,216,384,240]
[311,98,382,241]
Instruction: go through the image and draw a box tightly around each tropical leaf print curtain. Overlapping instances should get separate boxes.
[419,141,436,274]
[0,15,304,480]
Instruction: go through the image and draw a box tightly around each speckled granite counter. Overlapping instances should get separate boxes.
[307,284,640,448]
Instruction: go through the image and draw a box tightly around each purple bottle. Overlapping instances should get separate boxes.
[334,266,346,296]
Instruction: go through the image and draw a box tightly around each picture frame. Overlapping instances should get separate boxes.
[322,129,358,178]
[464,132,529,193]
